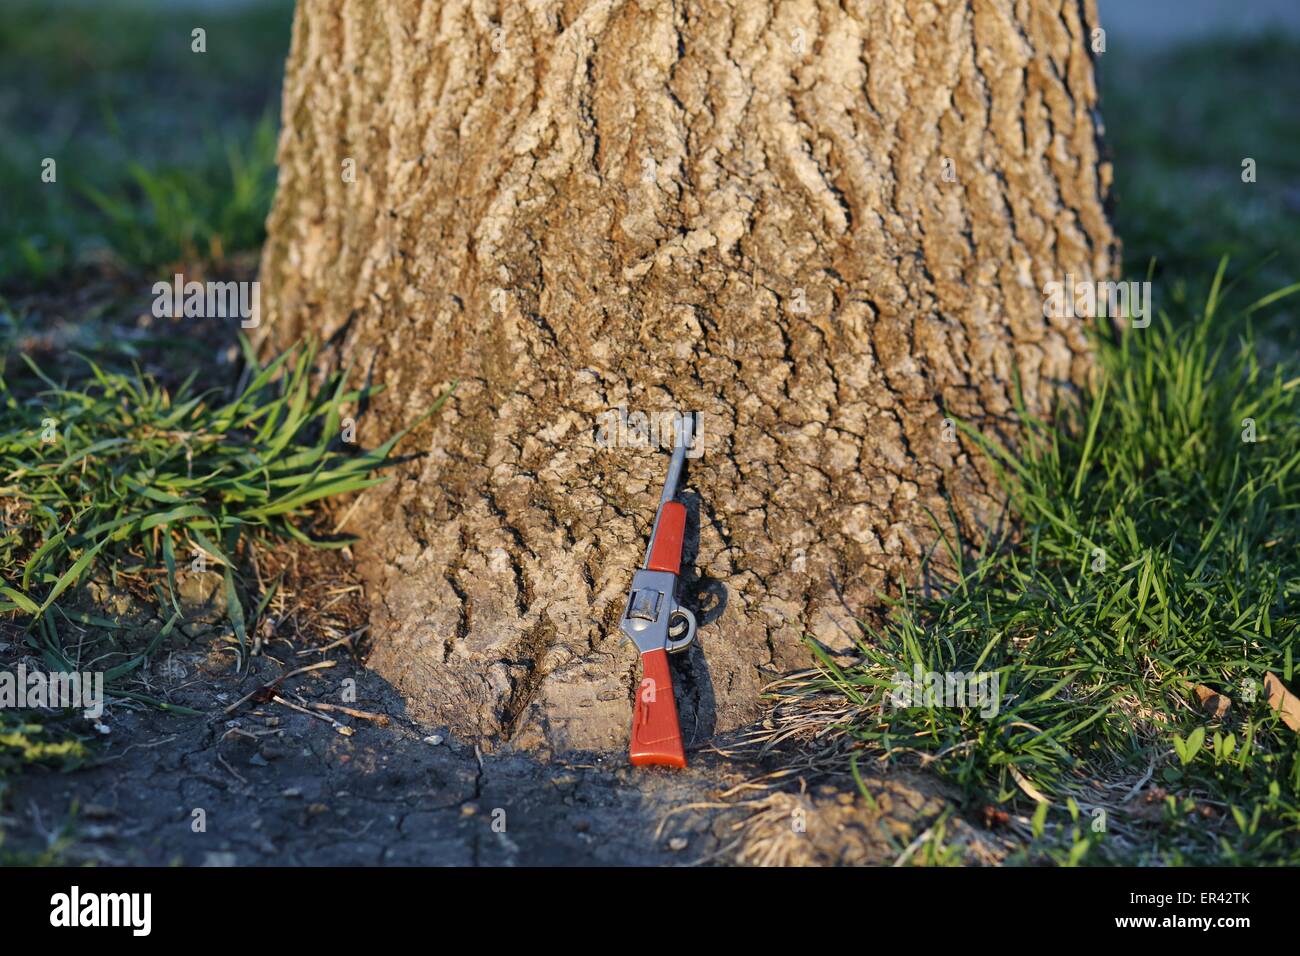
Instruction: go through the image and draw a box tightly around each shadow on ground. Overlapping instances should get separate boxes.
[3,643,745,866]
[2,632,1006,866]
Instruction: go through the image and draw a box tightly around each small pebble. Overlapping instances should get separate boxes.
[423,734,444,746]
[668,837,689,852]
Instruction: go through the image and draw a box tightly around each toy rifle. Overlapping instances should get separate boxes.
[618,414,698,768]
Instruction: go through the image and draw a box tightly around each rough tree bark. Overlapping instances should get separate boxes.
[259,0,1115,754]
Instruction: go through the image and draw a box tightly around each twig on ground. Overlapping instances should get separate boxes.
[307,701,389,726]
[271,694,352,736]
[222,659,336,714]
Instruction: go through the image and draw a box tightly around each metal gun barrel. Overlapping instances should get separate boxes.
[658,413,693,508]
[642,414,692,568]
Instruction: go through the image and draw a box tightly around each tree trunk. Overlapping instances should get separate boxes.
[260,0,1114,753]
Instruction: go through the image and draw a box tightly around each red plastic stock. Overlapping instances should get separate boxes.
[629,648,686,768]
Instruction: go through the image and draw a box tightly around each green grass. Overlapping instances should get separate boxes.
[0,0,292,284]
[0,711,87,811]
[0,0,366,849]
[0,332,445,851]
[0,709,84,863]
[72,113,279,273]
[0,334,443,843]
[1101,34,1300,348]
[808,265,1300,864]
[0,339,444,675]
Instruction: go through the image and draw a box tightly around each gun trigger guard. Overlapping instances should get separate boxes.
[665,606,696,654]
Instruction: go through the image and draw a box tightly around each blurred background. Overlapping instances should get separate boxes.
[2,0,1297,342]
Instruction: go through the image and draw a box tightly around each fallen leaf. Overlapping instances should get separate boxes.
[1192,684,1231,719]
[1008,764,1048,804]
[1264,672,1300,732]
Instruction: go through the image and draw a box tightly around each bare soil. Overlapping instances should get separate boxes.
[2,633,1005,865]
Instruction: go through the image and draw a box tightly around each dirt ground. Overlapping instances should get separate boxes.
[5,642,730,866]
[2,627,1008,866]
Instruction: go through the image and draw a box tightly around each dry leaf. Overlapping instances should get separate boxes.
[1008,764,1048,804]
[1264,672,1300,732]
[1192,684,1231,719]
